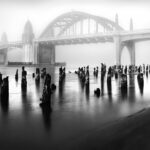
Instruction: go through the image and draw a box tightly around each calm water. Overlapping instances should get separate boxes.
[0,65,150,149]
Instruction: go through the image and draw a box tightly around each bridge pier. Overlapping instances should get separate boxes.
[34,43,55,65]
[126,41,135,66]
[4,49,8,65]
[114,35,122,66]
[0,48,8,65]
[50,44,55,65]
[23,44,34,63]
[114,35,135,66]
[33,42,39,64]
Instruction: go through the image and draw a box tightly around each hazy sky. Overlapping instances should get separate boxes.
[1,0,150,65]
[1,0,150,41]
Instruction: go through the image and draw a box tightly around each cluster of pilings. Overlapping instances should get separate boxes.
[74,66,90,97]
[15,66,27,89]
[86,63,150,98]
[75,66,90,89]
[15,66,56,108]
[72,63,150,99]
[93,66,99,77]
[34,68,47,81]
[32,67,56,107]
[1,63,150,112]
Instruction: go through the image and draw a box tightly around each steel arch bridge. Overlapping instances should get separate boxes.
[1,11,150,66]
[35,11,125,65]
[40,11,123,39]
[35,11,150,66]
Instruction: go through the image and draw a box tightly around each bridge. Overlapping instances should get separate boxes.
[0,41,23,49]
[0,41,24,65]
[1,11,150,66]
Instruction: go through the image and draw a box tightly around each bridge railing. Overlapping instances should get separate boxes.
[120,29,150,35]
[0,41,23,50]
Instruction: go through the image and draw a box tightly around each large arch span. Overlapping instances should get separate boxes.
[40,11,124,39]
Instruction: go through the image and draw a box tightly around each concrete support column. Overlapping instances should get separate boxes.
[88,18,90,34]
[72,25,74,35]
[4,48,8,65]
[95,22,98,33]
[114,35,122,66]
[115,14,119,31]
[50,44,55,65]
[68,27,70,36]
[24,44,31,63]
[80,20,83,35]
[130,18,133,31]
[74,24,77,35]
[33,42,39,64]
[127,41,135,66]
[38,43,55,65]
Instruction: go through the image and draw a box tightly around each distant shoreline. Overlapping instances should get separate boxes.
[0,62,67,67]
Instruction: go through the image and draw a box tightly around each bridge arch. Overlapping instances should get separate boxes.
[120,45,132,65]
[40,11,124,39]
[116,41,135,66]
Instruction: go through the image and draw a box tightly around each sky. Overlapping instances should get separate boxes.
[1,0,150,40]
[1,0,150,65]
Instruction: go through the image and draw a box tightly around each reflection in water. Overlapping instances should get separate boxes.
[137,75,144,96]
[40,66,54,130]
[15,78,19,87]
[21,85,32,116]
[21,85,27,99]
[78,78,85,92]
[129,74,135,88]
[35,79,40,93]
[1,66,150,149]
[40,102,52,131]
[85,83,90,101]
[15,75,18,82]
[128,74,136,102]
[107,75,112,101]
[0,94,9,116]
[138,81,144,96]
[0,78,9,116]
[118,75,127,100]
[121,86,128,100]
[59,78,65,104]
[50,66,55,84]
[146,71,148,78]
[101,74,105,96]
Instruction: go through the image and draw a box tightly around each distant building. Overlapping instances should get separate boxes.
[22,20,34,44]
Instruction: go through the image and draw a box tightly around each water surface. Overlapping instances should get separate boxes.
[0,66,150,149]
